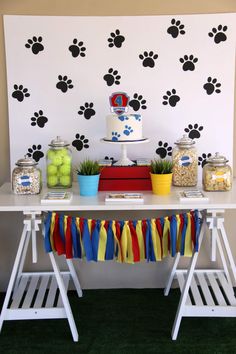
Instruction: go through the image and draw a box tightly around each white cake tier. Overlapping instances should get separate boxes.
[106,114,143,141]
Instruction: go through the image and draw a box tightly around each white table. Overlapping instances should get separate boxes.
[0,182,236,341]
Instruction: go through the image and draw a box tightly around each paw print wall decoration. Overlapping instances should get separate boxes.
[103,68,121,86]
[139,51,158,68]
[184,124,203,139]
[12,85,30,102]
[31,110,48,128]
[203,77,221,95]
[78,103,96,120]
[198,153,212,168]
[25,36,44,54]
[107,29,125,48]
[26,144,44,162]
[72,134,89,151]
[162,89,180,107]
[129,94,147,111]
[167,19,185,38]
[208,25,227,44]
[56,75,74,93]
[179,55,198,71]
[68,38,86,58]
[156,141,172,159]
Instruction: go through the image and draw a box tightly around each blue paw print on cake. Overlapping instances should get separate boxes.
[123,126,133,136]
[118,115,129,121]
[134,114,141,121]
[112,132,121,141]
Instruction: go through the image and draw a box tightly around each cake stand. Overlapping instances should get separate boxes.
[101,138,149,166]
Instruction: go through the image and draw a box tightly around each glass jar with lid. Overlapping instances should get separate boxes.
[203,152,232,191]
[46,136,72,188]
[12,156,41,195]
[172,134,198,187]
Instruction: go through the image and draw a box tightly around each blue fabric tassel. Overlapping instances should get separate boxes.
[71,217,81,258]
[105,221,114,260]
[44,212,52,253]
[170,215,177,257]
[83,219,93,261]
[91,220,100,261]
[180,214,187,256]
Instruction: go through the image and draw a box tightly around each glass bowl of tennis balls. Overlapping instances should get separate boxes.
[46,136,72,188]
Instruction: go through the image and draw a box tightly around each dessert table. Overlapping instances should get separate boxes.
[0,181,236,341]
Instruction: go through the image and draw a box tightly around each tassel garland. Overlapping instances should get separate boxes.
[44,211,201,263]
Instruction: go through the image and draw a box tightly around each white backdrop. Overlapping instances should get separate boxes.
[3,14,236,180]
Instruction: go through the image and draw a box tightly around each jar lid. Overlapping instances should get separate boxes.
[174,134,195,147]
[15,155,38,166]
[206,152,228,166]
[48,136,70,147]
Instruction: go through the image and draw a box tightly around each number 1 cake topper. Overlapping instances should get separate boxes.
[109,92,130,115]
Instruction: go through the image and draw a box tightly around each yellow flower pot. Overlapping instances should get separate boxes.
[150,173,173,195]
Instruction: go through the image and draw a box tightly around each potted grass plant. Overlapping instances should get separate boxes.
[76,159,101,196]
[150,159,173,195]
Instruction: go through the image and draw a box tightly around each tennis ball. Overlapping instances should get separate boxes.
[57,148,68,157]
[59,175,71,187]
[47,149,56,160]
[52,155,62,166]
[47,164,57,176]
[63,155,71,165]
[47,175,58,187]
[59,164,71,176]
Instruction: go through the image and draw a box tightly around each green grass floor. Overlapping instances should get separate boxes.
[0,289,236,354]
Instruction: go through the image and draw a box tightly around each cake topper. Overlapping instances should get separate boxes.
[109,92,129,115]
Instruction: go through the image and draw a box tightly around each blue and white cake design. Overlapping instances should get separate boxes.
[106,114,143,141]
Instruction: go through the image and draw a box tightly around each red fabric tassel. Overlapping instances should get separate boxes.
[53,213,65,256]
[156,218,163,258]
[115,221,123,262]
[129,221,140,262]
[65,216,73,259]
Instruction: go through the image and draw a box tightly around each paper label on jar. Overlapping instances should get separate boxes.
[212,172,227,182]
[178,155,192,167]
[17,175,32,187]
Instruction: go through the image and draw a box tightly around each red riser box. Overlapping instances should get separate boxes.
[98,166,152,191]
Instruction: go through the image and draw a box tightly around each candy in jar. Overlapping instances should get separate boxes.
[203,152,232,191]
[12,156,41,195]
[172,135,198,187]
[46,136,72,188]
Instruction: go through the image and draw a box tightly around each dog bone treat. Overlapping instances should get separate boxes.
[203,153,232,191]
[172,135,198,187]
[12,156,41,195]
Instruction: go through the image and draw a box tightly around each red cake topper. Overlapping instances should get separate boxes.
[109,92,130,115]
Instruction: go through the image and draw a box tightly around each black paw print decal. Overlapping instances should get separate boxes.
[129,93,147,111]
[162,89,180,107]
[108,29,125,48]
[184,124,203,140]
[56,75,74,93]
[103,68,121,86]
[72,134,89,151]
[25,36,44,55]
[167,19,185,38]
[156,141,172,159]
[198,153,212,168]
[179,55,198,71]
[27,144,44,162]
[208,25,227,44]
[203,77,221,95]
[69,39,86,58]
[12,85,30,102]
[31,110,48,128]
[78,103,96,120]
[139,51,158,68]
[105,156,114,161]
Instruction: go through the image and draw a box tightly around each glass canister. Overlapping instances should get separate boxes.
[203,152,232,191]
[172,134,198,187]
[46,136,72,188]
[12,156,41,195]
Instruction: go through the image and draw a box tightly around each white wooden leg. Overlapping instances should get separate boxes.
[171,219,206,340]
[49,252,79,342]
[0,224,29,331]
[66,259,83,298]
[164,252,180,296]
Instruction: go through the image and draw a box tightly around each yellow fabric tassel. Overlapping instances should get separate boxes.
[184,213,193,257]
[162,216,170,258]
[176,214,181,253]
[97,220,107,261]
[50,212,56,251]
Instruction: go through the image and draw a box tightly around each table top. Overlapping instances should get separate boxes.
[1,181,236,212]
